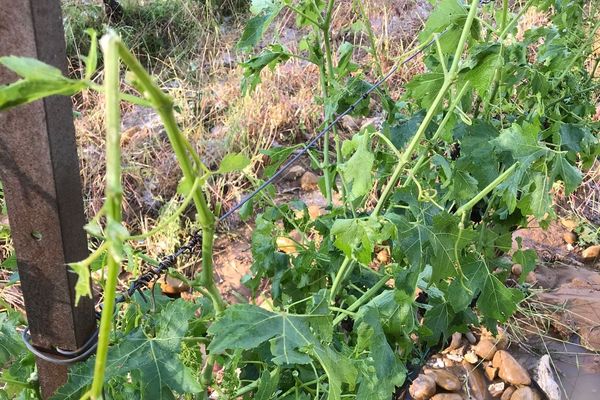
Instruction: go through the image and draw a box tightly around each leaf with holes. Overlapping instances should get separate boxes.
[52,300,201,400]
[338,131,375,201]
[331,217,396,265]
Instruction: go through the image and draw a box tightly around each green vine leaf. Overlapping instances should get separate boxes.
[208,304,357,400]
[331,217,396,265]
[477,271,523,322]
[217,153,251,174]
[404,72,445,109]
[428,212,476,281]
[420,0,467,54]
[492,122,549,166]
[52,300,201,400]
[338,131,375,201]
[241,44,291,94]
[454,120,500,187]
[238,2,283,51]
[0,56,88,110]
[355,291,409,399]
[0,314,24,367]
[460,44,501,95]
[255,369,280,400]
[69,262,92,305]
[551,153,582,195]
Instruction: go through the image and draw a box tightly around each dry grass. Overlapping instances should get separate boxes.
[67,0,432,231]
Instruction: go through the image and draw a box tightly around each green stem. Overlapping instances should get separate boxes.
[116,42,225,314]
[316,33,334,208]
[200,353,217,392]
[329,306,356,317]
[286,4,321,27]
[557,18,600,82]
[88,82,152,107]
[90,32,123,399]
[329,257,353,303]
[72,242,108,269]
[434,34,448,75]
[373,79,452,216]
[546,82,600,108]
[478,0,509,117]
[372,132,402,159]
[373,0,481,217]
[332,274,389,326]
[500,0,509,31]
[321,0,338,208]
[498,0,535,40]
[454,163,518,217]
[354,0,384,79]
[407,82,471,182]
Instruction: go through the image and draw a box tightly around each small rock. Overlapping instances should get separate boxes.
[560,218,578,231]
[300,171,319,192]
[464,364,488,400]
[485,364,498,380]
[535,354,561,400]
[452,345,466,356]
[510,386,533,400]
[496,329,509,350]
[489,382,505,397]
[307,205,323,220]
[285,165,306,180]
[525,271,537,284]
[582,245,600,262]
[447,354,464,362]
[511,264,523,277]
[409,373,437,400]
[443,358,455,368]
[431,394,463,400]
[425,369,462,391]
[376,248,390,264]
[221,52,237,68]
[448,332,463,350]
[473,338,498,360]
[340,115,361,131]
[563,231,577,244]
[482,327,508,350]
[501,386,516,400]
[432,357,445,368]
[492,350,531,385]
[464,351,478,364]
[465,331,477,344]
[160,275,190,296]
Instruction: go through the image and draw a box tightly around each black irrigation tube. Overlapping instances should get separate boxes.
[22,30,448,365]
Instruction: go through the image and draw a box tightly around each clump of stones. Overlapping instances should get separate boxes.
[409,328,559,400]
